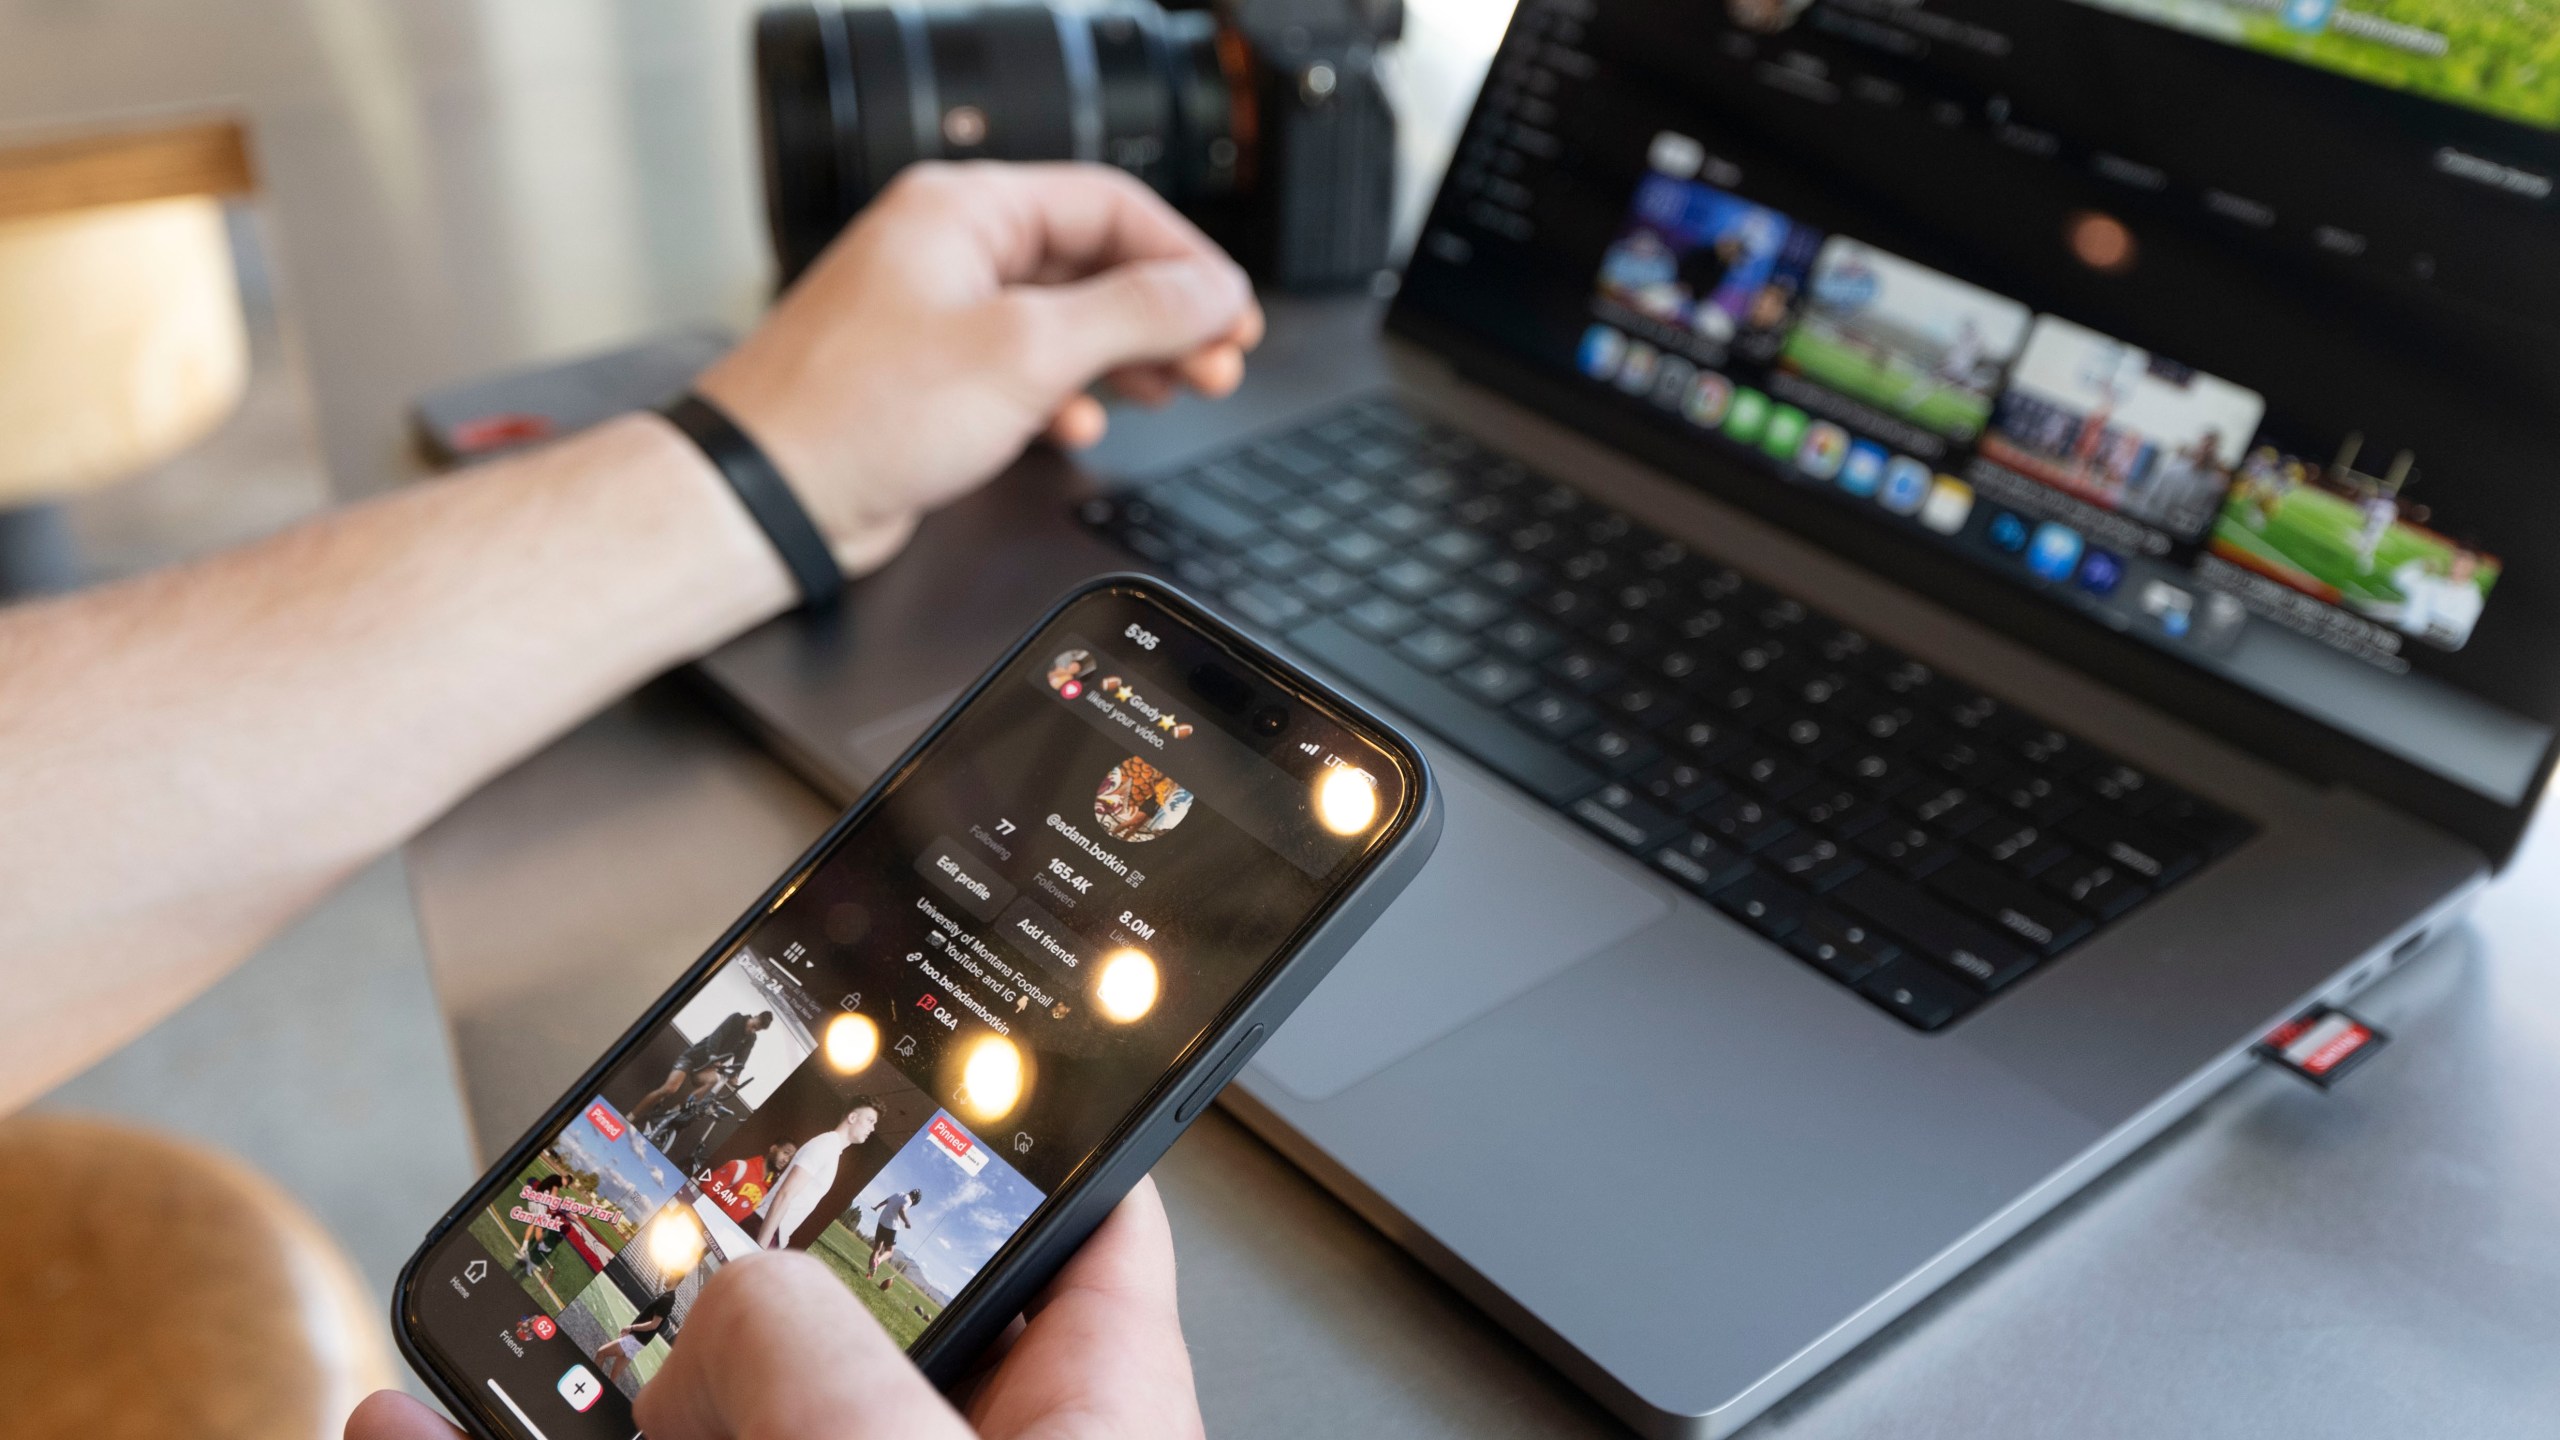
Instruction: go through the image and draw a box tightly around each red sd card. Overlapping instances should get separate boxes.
[2254,1005,2388,1088]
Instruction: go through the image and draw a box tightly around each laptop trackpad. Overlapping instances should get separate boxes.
[1256,760,1670,1103]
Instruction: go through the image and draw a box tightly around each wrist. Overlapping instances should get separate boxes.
[690,377,923,579]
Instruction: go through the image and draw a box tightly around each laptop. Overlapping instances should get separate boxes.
[695,1,2557,1432]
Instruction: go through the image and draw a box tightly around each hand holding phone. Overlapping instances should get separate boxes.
[395,578,1437,1438]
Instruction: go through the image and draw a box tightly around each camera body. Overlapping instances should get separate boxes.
[1185,0,1397,290]
[756,0,1399,292]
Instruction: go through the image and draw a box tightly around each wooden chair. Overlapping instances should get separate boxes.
[0,1113,402,1440]
[0,120,256,593]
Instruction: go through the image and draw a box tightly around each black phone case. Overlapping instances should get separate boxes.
[392,573,1442,1435]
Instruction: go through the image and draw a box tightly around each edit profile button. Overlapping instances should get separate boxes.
[914,835,1018,924]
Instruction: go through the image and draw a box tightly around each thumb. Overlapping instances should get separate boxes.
[633,1251,971,1440]
[1009,256,1256,395]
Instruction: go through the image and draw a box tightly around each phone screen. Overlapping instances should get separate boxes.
[402,584,1419,1437]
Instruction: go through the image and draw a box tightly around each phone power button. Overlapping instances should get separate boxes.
[1175,1024,1266,1125]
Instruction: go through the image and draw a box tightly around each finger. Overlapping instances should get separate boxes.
[635,1251,970,1440]
[1104,364,1181,408]
[1048,394,1109,449]
[1009,257,1255,395]
[1175,343,1246,398]
[345,1392,464,1440]
[955,162,1236,284]
[969,1177,1202,1440]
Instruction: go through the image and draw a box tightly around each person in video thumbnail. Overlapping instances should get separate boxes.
[2389,548,2488,645]
[2355,486,2400,573]
[865,1188,925,1282]
[1934,318,1984,390]
[755,1098,883,1249]
[509,1171,573,1278]
[701,1141,799,1223]
[597,1288,678,1386]
[628,1010,773,1128]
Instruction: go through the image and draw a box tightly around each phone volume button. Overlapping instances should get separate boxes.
[1175,1024,1267,1125]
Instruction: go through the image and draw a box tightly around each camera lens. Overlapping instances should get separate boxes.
[1252,706,1289,736]
[756,1,1243,285]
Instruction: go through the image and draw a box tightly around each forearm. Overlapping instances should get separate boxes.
[0,412,792,1107]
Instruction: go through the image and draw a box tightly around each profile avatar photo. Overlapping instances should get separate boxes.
[1095,755,1193,844]
[1046,649,1095,700]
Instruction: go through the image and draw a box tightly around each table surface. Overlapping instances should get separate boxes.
[17,2,2560,1433]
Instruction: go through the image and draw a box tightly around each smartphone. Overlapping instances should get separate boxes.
[393,575,1439,1438]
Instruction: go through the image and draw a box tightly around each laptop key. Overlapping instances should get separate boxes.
[1836,871,2038,991]
[1419,527,1490,567]
[2041,853,2151,919]
[1472,556,1543,596]
[1394,625,1480,674]
[1545,648,1624,695]
[1222,582,1310,630]
[1923,856,2095,956]
[1634,758,1727,813]
[1286,618,1601,807]
[1667,717,1751,766]
[1713,867,1810,940]
[1427,587,1508,631]
[1573,725,1660,776]
[1484,616,1566,660]
[1968,816,2044,864]
[1292,566,1368,608]
[1451,655,1540,706]
[1696,792,1796,852]
[1852,818,1954,879]
[1652,830,1754,893]
[1511,689,1600,741]
[1341,594,1421,641]
[1724,745,1817,802]
[2002,834,2076,880]
[2057,809,2198,884]
[1243,537,1308,577]
[1571,783,1686,853]
[1762,830,1864,893]
[1788,909,1901,983]
[1374,557,1448,601]
[1321,529,1395,571]
[1275,502,1335,540]
[1151,485,1266,547]
[1858,959,1975,1031]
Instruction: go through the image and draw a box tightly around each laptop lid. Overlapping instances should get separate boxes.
[1386,0,2560,867]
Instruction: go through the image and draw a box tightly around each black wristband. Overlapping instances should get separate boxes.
[658,393,843,609]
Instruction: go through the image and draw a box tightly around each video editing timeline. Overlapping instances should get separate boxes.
[415,615,1399,1438]
[1416,0,2560,802]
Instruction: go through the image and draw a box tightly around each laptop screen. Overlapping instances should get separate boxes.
[1395,0,2560,807]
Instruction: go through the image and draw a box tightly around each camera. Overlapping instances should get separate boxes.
[1252,706,1289,735]
[754,0,1399,292]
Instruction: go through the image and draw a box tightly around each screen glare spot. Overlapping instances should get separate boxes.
[1316,766,1380,835]
[1095,948,1161,1023]
[824,1012,880,1073]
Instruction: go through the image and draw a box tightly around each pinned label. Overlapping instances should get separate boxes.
[2253,1004,2387,1088]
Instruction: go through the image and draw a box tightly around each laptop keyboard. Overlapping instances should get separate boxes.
[1078,398,2255,1030]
